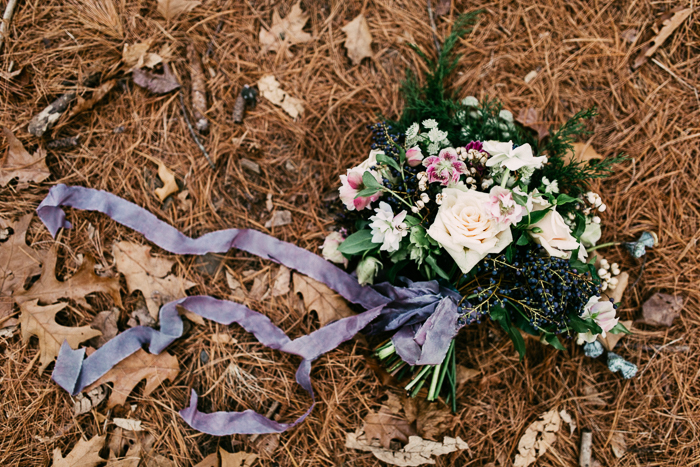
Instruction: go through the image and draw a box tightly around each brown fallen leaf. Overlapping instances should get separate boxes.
[113,241,196,320]
[564,142,603,165]
[88,307,120,348]
[513,408,561,467]
[106,441,142,467]
[85,348,179,408]
[363,409,417,449]
[0,214,45,320]
[157,0,201,21]
[114,418,143,432]
[73,385,107,415]
[15,246,122,309]
[145,454,177,466]
[611,431,627,459]
[293,273,355,327]
[53,434,106,467]
[264,210,292,228]
[0,127,51,187]
[248,273,269,301]
[123,41,162,69]
[637,292,683,327]
[271,265,291,297]
[455,365,480,387]
[193,452,219,467]
[599,320,633,351]
[401,393,454,440]
[257,75,304,119]
[225,270,247,302]
[346,430,469,466]
[341,14,373,65]
[133,63,180,94]
[65,80,117,121]
[434,0,451,16]
[219,447,258,467]
[259,1,313,55]
[633,8,693,69]
[148,158,179,202]
[516,108,549,141]
[19,300,102,374]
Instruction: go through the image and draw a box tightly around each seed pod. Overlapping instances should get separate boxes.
[187,43,208,132]
[232,84,258,123]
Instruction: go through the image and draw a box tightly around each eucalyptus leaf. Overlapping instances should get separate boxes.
[610,322,632,335]
[544,333,567,351]
[362,171,381,188]
[337,230,376,255]
[376,154,401,172]
[556,193,580,205]
[425,255,450,280]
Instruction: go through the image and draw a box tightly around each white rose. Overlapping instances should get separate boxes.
[529,209,580,258]
[427,186,513,274]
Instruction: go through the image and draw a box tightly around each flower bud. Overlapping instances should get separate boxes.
[356,256,383,286]
[321,232,348,267]
[405,146,424,167]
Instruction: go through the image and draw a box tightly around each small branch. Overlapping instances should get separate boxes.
[426,0,442,55]
[579,430,592,467]
[0,0,19,53]
[179,91,215,169]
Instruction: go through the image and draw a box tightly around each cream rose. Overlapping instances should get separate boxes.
[427,186,512,273]
[529,209,580,258]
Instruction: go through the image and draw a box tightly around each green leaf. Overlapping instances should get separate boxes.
[388,259,410,283]
[410,225,429,247]
[404,215,421,227]
[516,233,530,246]
[507,325,526,360]
[572,211,586,238]
[610,322,632,335]
[337,230,376,255]
[569,314,603,335]
[556,193,580,205]
[398,147,407,164]
[425,255,450,280]
[512,191,529,207]
[376,154,401,173]
[355,186,382,198]
[505,244,514,263]
[517,208,549,228]
[543,333,567,351]
[490,305,508,323]
[362,171,381,188]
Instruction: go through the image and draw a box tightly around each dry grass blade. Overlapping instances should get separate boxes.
[71,0,123,39]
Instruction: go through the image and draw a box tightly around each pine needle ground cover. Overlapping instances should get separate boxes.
[0,0,698,465]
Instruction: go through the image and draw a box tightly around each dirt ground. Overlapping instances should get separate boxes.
[0,0,698,465]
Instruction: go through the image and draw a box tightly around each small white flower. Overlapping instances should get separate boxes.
[427,127,448,143]
[416,200,425,208]
[422,119,438,129]
[417,171,427,181]
[465,177,475,184]
[420,193,430,203]
[481,178,493,190]
[461,96,479,107]
[592,216,601,224]
[600,258,609,267]
[369,202,409,252]
[598,204,607,212]
[435,193,444,205]
[418,182,427,191]
[499,109,514,122]
[411,206,420,213]
[405,122,420,140]
[542,176,559,194]
[484,141,547,172]
[427,141,441,155]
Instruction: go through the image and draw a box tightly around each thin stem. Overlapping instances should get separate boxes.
[586,241,620,253]
[405,364,432,391]
[427,363,441,400]
[382,187,414,210]
[500,171,510,188]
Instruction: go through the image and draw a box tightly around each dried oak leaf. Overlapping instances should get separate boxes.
[88,307,120,348]
[257,75,304,119]
[14,246,122,309]
[633,8,693,69]
[271,265,291,297]
[157,0,201,21]
[0,214,45,320]
[0,127,51,187]
[363,409,417,449]
[259,1,313,55]
[151,158,179,202]
[293,273,355,327]
[53,434,106,467]
[401,394,455,440]
[113,241,196,320]
[123,41,162,69]
[346,430,469,466]
[85,348,179,408]
[516,108,549,141]
[219,447,258,467]
[193,452,218,467]
[341,14,373,65]
[106,441,142,467]
[564,142,603,165]
[20,300,102,374]
[133,63,180,94]
[513,408,561,467]
[638,292,683,327]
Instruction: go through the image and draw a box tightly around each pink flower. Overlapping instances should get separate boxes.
[339,168,382,211]
[484,186,525,226]
[405,146,424,167]
[422,148,468,186]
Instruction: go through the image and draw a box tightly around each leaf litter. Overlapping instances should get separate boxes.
[341,14,373,65]
[0,127,51,187]
[293,273,355,327]
[259,1,313,55]
[513,408,561,467]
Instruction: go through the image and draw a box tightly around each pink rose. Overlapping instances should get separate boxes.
[422,148,468,186]
[405,146,424,167]
[484,186,525,226]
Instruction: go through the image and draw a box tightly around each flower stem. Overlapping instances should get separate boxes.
[382,187,414,210]
[427,364,441,401]
[500,171,510,188]
[405,364,432,392]
[586,241,621,253]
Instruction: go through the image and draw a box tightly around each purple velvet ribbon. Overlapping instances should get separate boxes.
[37,184,463,435]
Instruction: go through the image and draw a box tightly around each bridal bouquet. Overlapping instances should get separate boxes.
[323,13,632,407]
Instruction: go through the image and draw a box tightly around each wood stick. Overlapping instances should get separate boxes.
[0,0,19,53]
[579,430,592,467]
[179,91,215,169]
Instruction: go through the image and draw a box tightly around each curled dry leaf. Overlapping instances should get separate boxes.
[150,158,179,202]
[513,408,561,467]
[293,273,355,327]
[113,241,196,320]
[633,8,693,69]
[638,292,683,327]
[225,270,247,302]
[113,418,143,432]
[341,14,373,65]
[133,63,180,94]
[193,452,219,467]
[219,447,258,467]
[363,409,417,449]
[123,41,162,69]
[19,300,102,374]
[157,0,201,21]
[346,430,469,466]
[106,441,142,467]
[88,307,120,348]
[0,128,51,187]
[259,1,313,55]
[559,409,576,435]
[264,210,292,228]
[73,385,107,415]
[271,265,291,297]
[14,246,122,310]
[257,75,304,119]
[53,434,106,467]
[85,348,179,408]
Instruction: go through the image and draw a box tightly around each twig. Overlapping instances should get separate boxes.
[579,430,592,467]
[0,0,19,53]
[651,58,700,104]
[426,0,441,55]
[179,91,215,169]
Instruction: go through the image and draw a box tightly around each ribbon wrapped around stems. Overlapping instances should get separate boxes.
[38,184,465,435]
